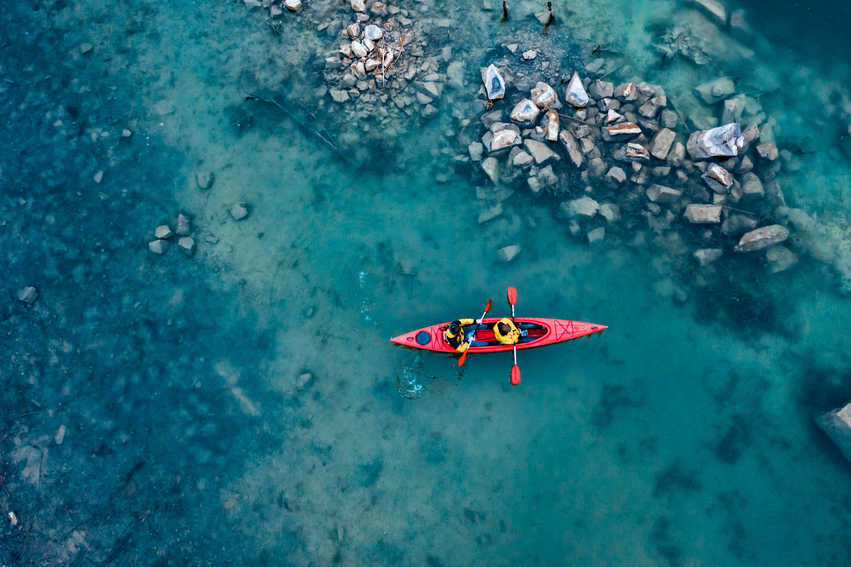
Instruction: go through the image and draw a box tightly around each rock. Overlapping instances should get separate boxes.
[646,184,683,204]
[694,0,727,25]
[176,213,192,236]
[684,204,722,223]
[511,149,534,168]
[178,236,196,256]
[531,82,559,109]
[17,286,38,304]
[615,82,637,101]
[649,128,676,160]
[155,225,173,239]
[346,22,360,38]
[195,171,215,190]
[687,123,744,159]
[564,196,599,218]
[121,128,133,138]
[599,203,620,223]
[284,0,302,12]
[606,166,627,185]
[364,24,383,40]
[765,245,798,273]
[741,172,764,198]
[668,142,686,166]
[481,157,499,183]
[694,77,735,104]
[734,224,789,252]
[148,239,167,255]
[93,170,104,184]
[605,108,623,124]
[607,122,641,136]
[522,50,538,61]
[447,61,465,88]
[510,99,540,123]
[587,227,606,244]
[721,214,758,235]
[817,402,851,463]
[588,157,607,177]
[660,110,678,129]
[565,72,589,108]
[590,79,614,99]
[545,110,559,142]
[481,64,506,101]
[80,42,93,55]
[351,40,368,59]
[638,100,659,118]
[756,141,779,161]
[230,202,250,221]
[528,165,558,193]
[721,95,746,124]
[703,163,733,191]
[351,0,366,11]
[694,248,723,266]
[498,244,521,262]
[468,141,484,161]
[524,139,560,165]
[559,130,583,168]
[737,155,754,173]
[491,127,520,151]
[626,143,650,161]
[296,371,314,390]
[330,88,349,103]
[478,203,503,224]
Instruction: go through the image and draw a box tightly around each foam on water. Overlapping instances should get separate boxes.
[2,0,851,565]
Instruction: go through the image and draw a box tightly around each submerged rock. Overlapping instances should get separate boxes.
[284,0,302,12]
[646,184,682,204]
[195,171,215,190]
[155,225,173,239]
[684,204,722,223]
[510,99,540,123]
[564,196,599,218]
[587,226,606,244]
[178,236,196,256]
[176,213,192,236]
[694,0,727,25]
[481,64,506,101]
[649,128,676,160]
[741,172,765,197]
[765,245,798,273]
[498,244,521,262]
[721,214,758,235]
[524,139,559,165]
[481,157,499,183]
[687,123,744,159]
[565,72,589,108]
[148,239,167,255]
[559,130,583,167]
[230,202,250,221]
[817,402,851,463]
[694,77,735,104]
[694,248,723,266]
[17,285,39,304]
[734,224,789,252]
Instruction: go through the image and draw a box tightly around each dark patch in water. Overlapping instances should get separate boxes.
[591,383,644,429]
[421,432,449,465]
[713,413,751,464]
[649,516,682,566]
[358,457,384,488]
[653,460,702,498]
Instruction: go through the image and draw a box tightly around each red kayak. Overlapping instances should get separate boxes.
[390,317,607,353]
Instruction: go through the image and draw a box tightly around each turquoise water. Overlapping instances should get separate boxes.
[2,0,851,564]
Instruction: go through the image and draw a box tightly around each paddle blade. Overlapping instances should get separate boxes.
[507,286,517,305]
[458,349,468,367]
[510,364,521,386]
[485,299,492,311]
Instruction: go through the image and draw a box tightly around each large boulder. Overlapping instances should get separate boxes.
[687,123,744,159]
[694,77,735,104]
[734,224,790,252]
[646,184,683,204]
[524,139,560,165]
[481,65,506,101]
[565,72,589,108]
[559,130,584,168]
[563,196,599,218]
[649,128,676,160]
[684,204,722,224]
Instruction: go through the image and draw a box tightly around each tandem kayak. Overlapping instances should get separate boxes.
[390,317,607,354]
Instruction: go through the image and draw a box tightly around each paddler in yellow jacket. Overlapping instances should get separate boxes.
[444,319,475,352]
[493,317,520,345]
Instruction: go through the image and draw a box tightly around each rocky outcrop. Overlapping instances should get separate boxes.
[687,123,744,159]
[734,224,789,252]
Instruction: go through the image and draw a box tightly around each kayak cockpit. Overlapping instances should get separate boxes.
[448,322,548,348]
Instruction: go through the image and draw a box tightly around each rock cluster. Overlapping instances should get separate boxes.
[465,53,801,278]
[148,212,196,257]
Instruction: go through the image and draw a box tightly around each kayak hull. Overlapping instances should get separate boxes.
[390,317,607,354]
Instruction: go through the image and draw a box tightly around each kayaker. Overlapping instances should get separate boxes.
[493,317,520,345]
[444,319,475,352]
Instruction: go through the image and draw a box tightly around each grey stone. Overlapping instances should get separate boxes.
[687,123,744,159]
[559,130,584,168]
[481,157,499,183]
[148,239,167,255]
[626,143,650,161]
[176,213,192,236]
[817,402,851,464]
[564,196,599,218]
[195,171,215,190]
[766,245,798,273]
[703,163,733,189]
[511,149,534,168]
[599,203,620,223]
[178,236,196,256]
[588,157,607,177]
[510,99,540,123]
[694,0,727,25]
[721,95,746,124]
[646,184,682,204]
[684,204,722,223]
[155,225,173,239]
[615,82,637,101]
[721,214,758,236]
[589,79,614,99]
[522,49,537,61]
[660,110,678,129]
[17,286,38,304]
[478,203,503,224]
[638,100,659,118]
[481,64,506,101]
[531,82,559,109]
[606,166,627,185]
[756,142,779,161]
[498,244,521,262]
[468,141,484,162]
[230,203,250,221]
[565,72,589,108]
[694,248,723,266]
[524,139,560,165]
[587,226,606,244]
[741,172,764,197]
[695,77,735,104]
[734,225,790,252]
[649,128,676,160]
[330,89,349,103]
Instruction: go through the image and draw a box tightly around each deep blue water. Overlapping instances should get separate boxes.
[2,0,851,565]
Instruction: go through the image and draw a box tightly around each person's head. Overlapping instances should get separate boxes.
[498,322,511,334]
[449,322,461,335]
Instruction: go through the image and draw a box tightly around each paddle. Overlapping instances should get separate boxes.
[458,299,492,367]
[507,287,521,385]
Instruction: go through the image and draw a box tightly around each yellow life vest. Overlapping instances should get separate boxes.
[493,317,520,345]
[445,318,475,351]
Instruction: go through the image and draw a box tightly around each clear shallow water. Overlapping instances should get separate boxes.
[2,0,851,565]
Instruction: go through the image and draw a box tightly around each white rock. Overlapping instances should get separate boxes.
[646,184,682,204]
[522,50,537,61]
[694,77,735,104]
[364,24,383,41]
[346,23,360,38]
[176,213,192,236]
[481,64,506,101]
[230,202,250,221]
[468,141,484,161]
[524,139,560,165]
[684,204,722,224]
[491,128,520,151]
[687,123,744,159]
[545,109,559,142]
[498,244,521,262]
[694,248,723,266]
[605,108,623,124]
[178,236,196,256]
[734,225,789,252]
[351,40,368,59]
[351,0,366,11]
[510,99,540,123]
[649,128,676,160]
[531,82,558,109]
[741,172,764,197]
[599,203,620,223]
[155,225,173,239]
[284,0,302,12]
[694,0,727,25]
[148,239,167,255]
[565,72,589,108]
[587,227,606,244]
[606,166,627,184]
[330,89,349,103]
[481,157,499,184]
[564,196,599,218]
[17,286,38,304]
[817,402,851,463]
